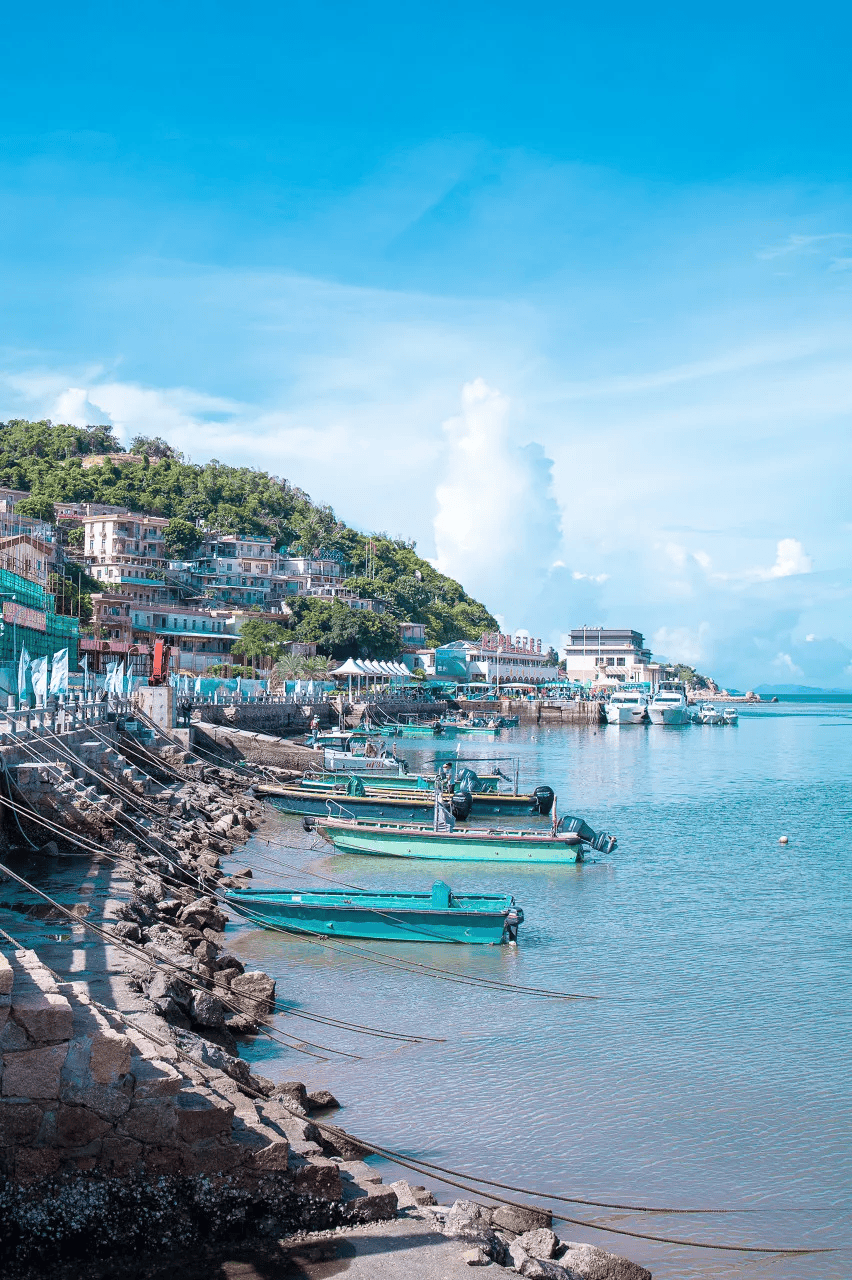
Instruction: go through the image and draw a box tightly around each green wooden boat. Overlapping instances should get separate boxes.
[223,880,524,944]
[316,814,617,864]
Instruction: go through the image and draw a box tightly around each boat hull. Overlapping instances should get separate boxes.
[604,705,647,724]
[225,886,521,943]
[290,781,550,818]
[317,820,589,863]
[265,789,446,822]
[306,771,501,792]
[648,705,690,725]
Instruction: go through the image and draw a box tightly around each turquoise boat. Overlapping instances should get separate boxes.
[223,880,524,944]
[316,814,617,864]
[258,782,474,822]
[293,776,555,818]
[305,770,502,793]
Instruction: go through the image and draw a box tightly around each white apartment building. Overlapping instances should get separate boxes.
[187,534,276,606]
[562,628,659,685]
[82,512,173,603]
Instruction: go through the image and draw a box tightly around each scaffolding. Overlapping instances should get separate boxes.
[0,567,80,669]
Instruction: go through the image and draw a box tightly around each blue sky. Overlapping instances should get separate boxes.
[2,1,851,687]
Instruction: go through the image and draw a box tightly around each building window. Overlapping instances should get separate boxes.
[616,657,626,666]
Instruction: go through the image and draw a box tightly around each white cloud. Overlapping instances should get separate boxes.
[571,570,609,583]
[433,378,561,628]
[692,550,712,570]
[760,538,813,580]
[652,624,710,667]
[771,651,805,678]
[757,233,851,261]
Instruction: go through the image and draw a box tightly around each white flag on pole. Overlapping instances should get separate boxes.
[31,656,48,702]
[49,648,69,697]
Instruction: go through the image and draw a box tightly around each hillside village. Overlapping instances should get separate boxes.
[0,422,566,692]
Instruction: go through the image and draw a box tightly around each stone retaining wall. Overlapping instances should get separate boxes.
[196,701,333,734]
[192,724,325,772]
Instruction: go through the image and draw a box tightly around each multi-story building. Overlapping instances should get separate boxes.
[399,621,427,648]
[185,534,276,607]
[0,536,58,589]
[82,511,176,604]
[0,490,57,546]
[408,634,557,685]
[561,628,658,685]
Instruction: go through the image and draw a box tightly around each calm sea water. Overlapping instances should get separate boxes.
[229,704,851,1280]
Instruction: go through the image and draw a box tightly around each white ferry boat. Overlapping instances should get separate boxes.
[648,681,690,726]
[603,690,648,724]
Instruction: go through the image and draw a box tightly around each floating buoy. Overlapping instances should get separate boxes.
[779,836,789,844]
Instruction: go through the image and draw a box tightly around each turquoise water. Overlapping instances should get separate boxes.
[229,704,851,1280]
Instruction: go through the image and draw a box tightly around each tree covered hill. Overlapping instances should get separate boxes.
[0,420,498,650]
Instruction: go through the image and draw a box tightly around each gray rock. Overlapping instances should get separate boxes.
[508,1242,581,1280]
[462,1246,491,1266]
[273,1079,309,1111]
[493,1204,554,1235]
[307,1087,340,1110]
[390,1179,438,1208]
[518,1229,560,1260]
[558,1243,652,1280]
[189,989,227,1028]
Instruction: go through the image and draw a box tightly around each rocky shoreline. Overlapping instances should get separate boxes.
[0,724,652,1279]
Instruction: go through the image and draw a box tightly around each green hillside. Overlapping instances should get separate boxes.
[0,420,497,651]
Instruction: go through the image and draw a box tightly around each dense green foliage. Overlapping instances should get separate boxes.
[0,420,497,648]
[288,597,402,660]
[163,518,202,560]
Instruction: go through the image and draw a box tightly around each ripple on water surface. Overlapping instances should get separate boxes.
[225,704,852,1280]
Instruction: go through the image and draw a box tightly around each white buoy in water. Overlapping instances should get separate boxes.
[779,835,789,844]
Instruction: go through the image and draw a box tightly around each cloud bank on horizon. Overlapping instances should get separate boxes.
[1,1,850,690]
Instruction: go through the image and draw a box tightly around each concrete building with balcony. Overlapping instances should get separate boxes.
[561,628,658,685]
[0,536,57,589]
[82,511,175,603]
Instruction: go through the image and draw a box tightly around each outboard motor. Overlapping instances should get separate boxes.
[450,790,473,821]
[531,785,555,815]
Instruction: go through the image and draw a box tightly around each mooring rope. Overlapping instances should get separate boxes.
[0,912,833,1253]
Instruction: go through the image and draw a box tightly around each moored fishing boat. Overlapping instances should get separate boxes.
[259,783,474,822]
[304,768,502,792]
[223,880,524,944]
[275,776,555,817]
[315,797,616,864]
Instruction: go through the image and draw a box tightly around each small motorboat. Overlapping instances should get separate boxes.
[722,706,739,724]
[289,775,555,817]
[316,792,616,864]
[224,880,524,944]
[693,702,725,725]
[258,781,474,822]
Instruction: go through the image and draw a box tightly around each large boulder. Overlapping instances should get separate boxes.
[229,970,276,1017]
[189,989,227,1028]
[558,1243,652,1280]
[178,897,228,933]
[493,1203,553,1234]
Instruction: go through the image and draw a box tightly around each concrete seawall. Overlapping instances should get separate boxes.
[455,698,603,724]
